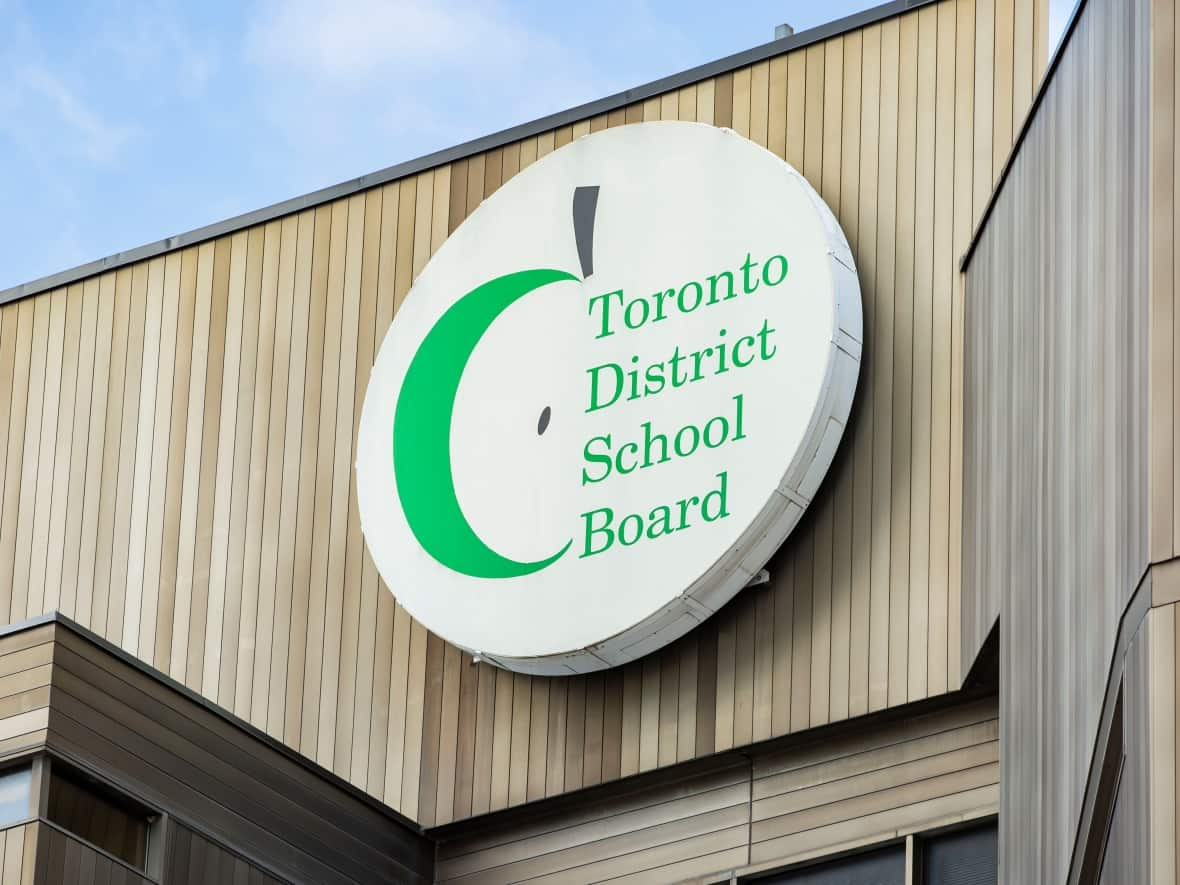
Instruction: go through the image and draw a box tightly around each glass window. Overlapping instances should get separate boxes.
[923,821,999,885]
[750,844,905,884]
[46,765,153,871]
[0,765,32,827]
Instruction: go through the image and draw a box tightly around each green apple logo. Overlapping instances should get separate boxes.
[392,268,577,578]
[392,185,598,579]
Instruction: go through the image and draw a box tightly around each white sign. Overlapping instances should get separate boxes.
[357,122,861,675]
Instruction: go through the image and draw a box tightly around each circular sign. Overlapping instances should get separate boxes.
[357,121,861,675]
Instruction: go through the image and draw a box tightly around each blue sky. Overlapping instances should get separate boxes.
[1,0,1073,291]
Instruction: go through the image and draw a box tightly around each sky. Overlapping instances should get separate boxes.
[1,0,1074,292]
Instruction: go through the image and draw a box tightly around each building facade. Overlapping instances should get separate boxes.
[0,0,1173,881]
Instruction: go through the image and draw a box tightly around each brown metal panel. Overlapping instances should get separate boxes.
[46,627,430,875]
[46,686,386,881]
[167,824,192,881]
[48,647,393,859]
[42,825,66,885]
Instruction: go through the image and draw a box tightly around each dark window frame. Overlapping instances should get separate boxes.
[913,816,1000,885]
[741,838,908,883]
[740,815,1001,885]
[36,754,166,879]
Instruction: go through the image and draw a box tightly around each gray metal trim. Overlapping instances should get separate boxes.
[960,0,1089,271]
[0,0,940,307]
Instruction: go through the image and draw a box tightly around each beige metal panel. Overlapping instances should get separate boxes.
[433,695,998,884]
[283,205,331,748]
[927,0,957,699]
[42,284,83,618]
[0,824,32,885]
[261,211,313,735]
[240,217,295,726]
[183,240,230,695]
[333,188,384,781]
[1149,604,1177,883]
[830,34,859,728]
[435,763,749,880]
[0,0,1042,827]
[150,251,197,672]
[27,287,69,620]
[873,14,901,715]
[749,700,998,868]
[0,626,53,766]
[962,0,1150,880]
[1,303,33,622]
[908,4,937,705]
[851,22,882,721]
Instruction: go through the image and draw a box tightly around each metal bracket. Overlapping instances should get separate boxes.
[744,569,771,590]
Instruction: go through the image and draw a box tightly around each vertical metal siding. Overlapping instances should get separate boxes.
[0,0,1045,827]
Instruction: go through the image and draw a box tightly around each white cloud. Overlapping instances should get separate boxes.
[0,4,139,168]
[247,0,557,85]
[94,0,219,97]
[19,67,138,165]
[241,0,617,189]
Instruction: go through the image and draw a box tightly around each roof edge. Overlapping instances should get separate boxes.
[1,0,937,307]
[3,610,427,836]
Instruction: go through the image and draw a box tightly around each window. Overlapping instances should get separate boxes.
[746,820,1000,885]
[922,822,999,885]
[0,765,33,827]
[751,844,906,884]
[45,763,155,871]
